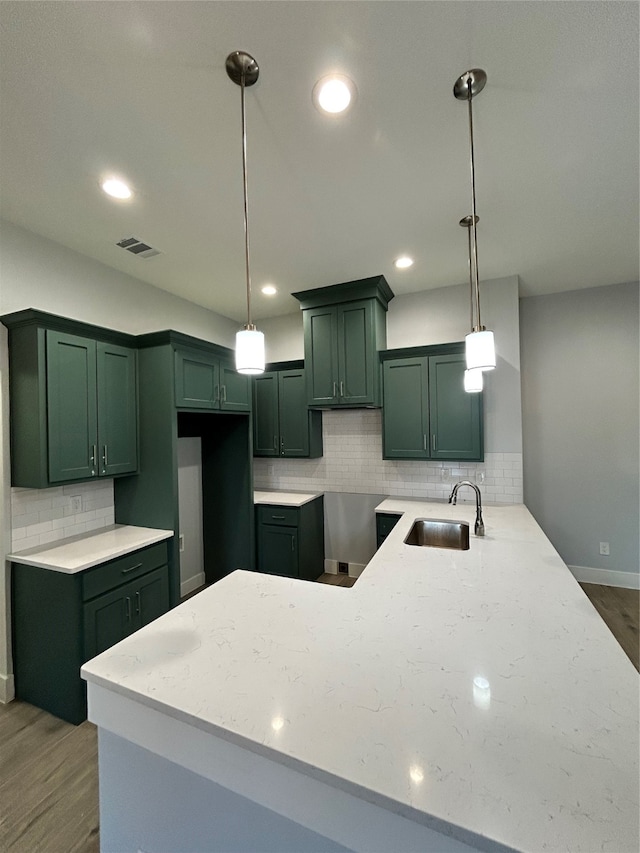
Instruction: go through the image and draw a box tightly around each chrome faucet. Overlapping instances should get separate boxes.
[448,480,485,536]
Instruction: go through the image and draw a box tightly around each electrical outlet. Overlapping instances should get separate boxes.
[599,542,610,556]
[70,495,82,513]
[475,470,485,484]
[338,561,349,574]
[440,467,450,481]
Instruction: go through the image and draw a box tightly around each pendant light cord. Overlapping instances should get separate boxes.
[240,69,253,328]
[467,78,482,331]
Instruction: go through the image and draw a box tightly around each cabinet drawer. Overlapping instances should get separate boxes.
[256,505,299,527]
[82,541,168,601]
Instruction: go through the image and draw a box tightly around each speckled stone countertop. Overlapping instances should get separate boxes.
[7,524,173,573]
[82,501,639,851]
[253,490,323,507]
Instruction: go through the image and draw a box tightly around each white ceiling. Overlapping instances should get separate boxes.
[0,1,638,322]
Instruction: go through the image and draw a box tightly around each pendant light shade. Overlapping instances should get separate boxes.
[464,367,484,393]
[235,327,265,374]
[465,329,496,372]
[227,50,265,375]
[454,69,496,378]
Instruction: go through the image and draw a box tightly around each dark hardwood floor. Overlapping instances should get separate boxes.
[0,577,635,852]
[580,582,639,671]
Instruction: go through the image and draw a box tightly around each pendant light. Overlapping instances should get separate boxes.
[459,215,483,393]
[454,69,496,372]
[226,51,265,375]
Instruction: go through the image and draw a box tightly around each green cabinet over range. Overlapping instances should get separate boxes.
[253,362,323,457]
[1,310,138,488]
[293,276,394,408]
[381,344,483,461]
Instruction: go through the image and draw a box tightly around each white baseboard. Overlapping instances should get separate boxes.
[180,572,206,598]
[569,565,640,590]
[0,672,15,704]
[324,559,366,579]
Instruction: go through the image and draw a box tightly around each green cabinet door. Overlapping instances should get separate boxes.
[253,372,279,456]
[428,354,483,461]
[136,566,171,627]
[338,300,376,405]
[382,357,430,459]
[257,524,298,577]
[220,362,251,412]
[305,307,339,405]
[83,583,134,661]
[46,331,98,483]
[279,369,310,456]
[97,342,138,476]
[174,348,219,409]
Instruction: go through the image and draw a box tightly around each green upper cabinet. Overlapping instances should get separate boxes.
[46,332,98,482]
[293,276,394,408]
[428,353,483,460]
[1,310,138,488]
[381,345,483,462]
[252,364,322,458]
[175,346,250,412]
[382,357,430,459]
[96,341,139,476]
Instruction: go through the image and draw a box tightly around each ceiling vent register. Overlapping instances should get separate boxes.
[116,237,161,259]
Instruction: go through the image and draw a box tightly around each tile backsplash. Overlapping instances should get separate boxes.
[254,410,523,504]
[11,480,115,551]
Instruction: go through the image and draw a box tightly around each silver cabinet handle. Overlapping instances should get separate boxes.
[333,381,337,398]
[125,596,131,620]
[340,380,345,397]
[291,536,295,552]
[90,444,97,476]
[423,434,427,451]
[213,384,220,403]
[432,434,437,451]
[271,515,286,520]
[221,385,227,403]
[102,444,108,474]
[121,562,142,575]
[135,591,141,616]
[273,435,278,450]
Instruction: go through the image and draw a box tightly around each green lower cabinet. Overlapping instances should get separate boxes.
[253,366,322,458]
[12,542,170,725]
[381,346,483,462]
[255,497,324,581]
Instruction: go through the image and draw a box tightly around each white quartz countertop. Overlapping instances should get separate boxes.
[82,502,639,851]
[253,490,323,507]
[8,524,174,573]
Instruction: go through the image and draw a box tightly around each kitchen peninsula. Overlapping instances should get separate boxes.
[82,501,639,852]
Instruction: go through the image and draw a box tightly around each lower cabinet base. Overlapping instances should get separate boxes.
[256,496,325,582]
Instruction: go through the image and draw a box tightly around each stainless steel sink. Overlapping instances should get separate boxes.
[404,518,470,550]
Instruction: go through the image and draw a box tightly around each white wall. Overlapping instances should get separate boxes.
[0,221,241,701]
[520,281,639,583]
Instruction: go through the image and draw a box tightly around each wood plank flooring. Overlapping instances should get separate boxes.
[0,701,99,853]
[0,577,635,853]
[580,582,639,671]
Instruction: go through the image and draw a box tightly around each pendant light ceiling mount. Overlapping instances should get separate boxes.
[454,67,496,377]
[226,50,265,375]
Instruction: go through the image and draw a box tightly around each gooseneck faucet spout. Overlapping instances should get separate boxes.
[448,480,485,536]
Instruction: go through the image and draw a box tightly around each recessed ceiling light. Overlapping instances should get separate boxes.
[101,177,133,200]
[394,256,414,269]
[261,284,277,296]
[313,74,356,115]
